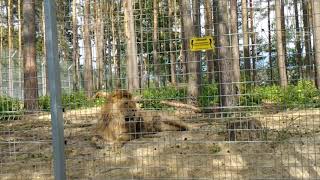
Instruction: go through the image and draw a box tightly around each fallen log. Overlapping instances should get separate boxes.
[160,100,202,113]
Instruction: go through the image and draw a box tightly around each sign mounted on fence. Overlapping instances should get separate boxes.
[189,36,214,51]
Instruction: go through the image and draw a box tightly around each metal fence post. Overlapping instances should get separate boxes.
[44,0,66,179]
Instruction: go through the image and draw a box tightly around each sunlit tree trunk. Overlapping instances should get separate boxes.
[217,0,235,107]
[153,0,160,87]
[275,0,288,87]
[169,0,177,85]
[294,0,303,79]
[268,0,273,82]
[0,26,2,95]
[72,0,80,91]
[302,0,312,79]
[250,0,256,84]
[180,1,188,83]
[205,0,214,84]
[94,0,104,90]
[18,0,23,94]
[42,2,48,95]
[312,0,320,88]
[23,0,38,111]
[241,0,251,81]
[8,0,13,97]
[230,0,241,94]
[83,0,94,96]
[112,2,121,89]
[124,0,139,92]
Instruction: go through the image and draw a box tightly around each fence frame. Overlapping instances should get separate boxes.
[44,0,66,179]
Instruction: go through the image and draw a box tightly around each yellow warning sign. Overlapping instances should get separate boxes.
[189,36,214,51]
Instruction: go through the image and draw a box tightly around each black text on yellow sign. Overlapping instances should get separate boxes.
[189,36,214,52]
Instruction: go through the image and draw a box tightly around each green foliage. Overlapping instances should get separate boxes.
[39,91,106,111]
[141,86,187,109]
[242,80,320,109]
[198,84,219,107]
[0,96,21,112]
[0,96,22,120]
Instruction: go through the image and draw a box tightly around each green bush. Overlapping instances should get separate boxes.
[39,95,51,111]
[198,84,219,107]
[39,91,105,111]
[248,80,320,109]
[0,96,21,112]
[141,86,187,109]
[0,96,22,119]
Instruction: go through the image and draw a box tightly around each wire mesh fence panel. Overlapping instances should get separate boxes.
[1,0,320,179]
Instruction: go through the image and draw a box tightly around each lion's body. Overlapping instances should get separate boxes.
[93,90,189,149]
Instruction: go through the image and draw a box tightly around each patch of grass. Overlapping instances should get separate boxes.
[209,144,221,154]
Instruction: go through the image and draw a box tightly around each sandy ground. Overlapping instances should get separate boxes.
[0,107,320,180]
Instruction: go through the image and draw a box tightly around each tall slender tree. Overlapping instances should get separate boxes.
[217,0,235,107]
[23,0,38,111]
[94,0,105,90]
[275,0,288,87]
[312,0,320,88]
[153,0,160,87]
[242,0,251,81]
[169,0,177,85]
[250,0,256,84]
[268,0,273,82]
[230,0,241,94]
[0,0,3,95]
[294,0,303,79]
[180,1,188,82]
[205,0,214,84]
[0,22,2,95]
[72,0,80,91]
[83,0,94,96]
[8,0,13,96]
[124,0,139,92]
[112,1,121,88]
[302,0,312,79]
[18,0,22,92]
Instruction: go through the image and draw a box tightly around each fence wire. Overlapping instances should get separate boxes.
[1,0,320,179]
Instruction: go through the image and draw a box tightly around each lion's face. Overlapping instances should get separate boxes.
[109,96,138,140]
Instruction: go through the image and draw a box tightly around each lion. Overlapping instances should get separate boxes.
[92,89,189,150]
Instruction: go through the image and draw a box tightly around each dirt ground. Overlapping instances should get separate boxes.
[0,107,320,180]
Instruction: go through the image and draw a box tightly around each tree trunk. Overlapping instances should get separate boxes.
[312,0,320,88]
[8,0,13,97]
[180,1,188,83]
[72,0,80,91]
[153,0,160,87]
[112,2,121,89]
[181,0,199,104]
[23,0,38,111]
[169,0,177,85]
[205,0,214,84]
[139,0,145,89]
[83,0,94,97]
[124,0,139,92]
[230,0,241,94]
[303,0,312,79]
[18,0,23,95]
[0,27,2,95]
[281,0,287,66]
[275,0,288,87]
[213,0,220,83]
[94,0,104,90]
[241,0,251,81]
[217,0,235,108]
[294,0,303,79]
[250,0,256,85]
[268,0,273,82]
[42,2,48,96]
